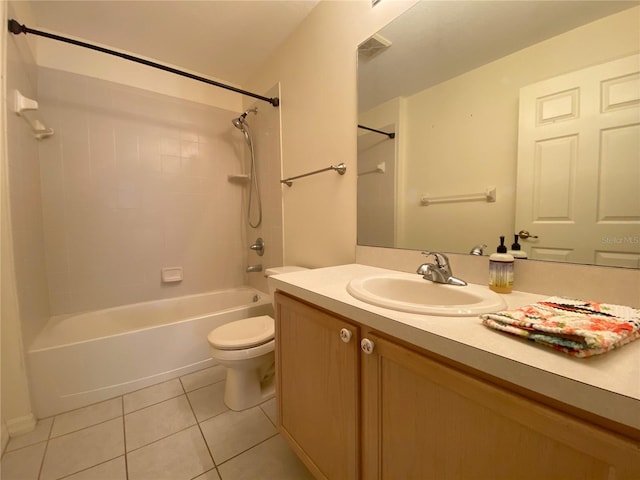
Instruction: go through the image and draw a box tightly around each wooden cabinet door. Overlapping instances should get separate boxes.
[275,293,360,480]
[361,333,640,480]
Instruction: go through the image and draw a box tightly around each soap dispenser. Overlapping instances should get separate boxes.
[489,236,514,293]
[508,234,528,259]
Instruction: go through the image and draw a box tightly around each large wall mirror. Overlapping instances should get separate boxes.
[357,1,640,268]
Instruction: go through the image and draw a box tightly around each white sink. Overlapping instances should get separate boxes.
[346,273,507,316]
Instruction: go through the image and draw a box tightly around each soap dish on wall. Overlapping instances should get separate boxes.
[227,174,250,184]
[13,90,54,140]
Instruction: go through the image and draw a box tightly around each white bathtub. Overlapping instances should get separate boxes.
[28,287,272,418]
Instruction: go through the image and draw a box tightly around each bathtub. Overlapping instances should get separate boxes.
[28,287,272,418]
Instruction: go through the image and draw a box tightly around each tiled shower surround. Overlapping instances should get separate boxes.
[37,68,250,316]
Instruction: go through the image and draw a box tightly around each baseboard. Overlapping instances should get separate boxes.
[1,420,9,455]
[5,413,36,437]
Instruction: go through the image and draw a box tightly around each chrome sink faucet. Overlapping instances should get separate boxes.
[417,251,467,286]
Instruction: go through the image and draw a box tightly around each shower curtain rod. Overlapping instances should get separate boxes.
[358,124,395,139]
[7,19,280,107]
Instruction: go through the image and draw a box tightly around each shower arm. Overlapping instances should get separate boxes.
[7,19,280,108]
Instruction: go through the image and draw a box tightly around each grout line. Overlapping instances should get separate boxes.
[47,415,122,442]
[123,422,198,455]
[183,376,226,395]
[189,466,221,480]
[38,439,48,480]
[55,455,125,480]
[178,374,187,395]
[43,393,123,420]
[122,396,129,480]
[1,438,48,457]
[215,432,280,468]
[258,401,277,428]
[184,386,218,468]
[123,392,185,416]
[121,377,184,415]
[46,417,54,441]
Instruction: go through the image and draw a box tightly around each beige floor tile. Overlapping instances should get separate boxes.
[5,417,53,452]
[0,442,46,480]
[51,397,122,437]
[180,365,226,392]
[200,406,277,465]
[125,395,196,451]
[194,468,221,480]
[64,456,126,480]
[218,435,314,480]
[126,425,214,480]
[186,382,228,422]
[40,418,124,480]
[123,378,184,414]
[259,398,277,426]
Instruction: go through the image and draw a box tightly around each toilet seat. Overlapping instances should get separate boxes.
[207,315,274,350]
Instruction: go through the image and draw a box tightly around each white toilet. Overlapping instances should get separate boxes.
[207,266,307,411]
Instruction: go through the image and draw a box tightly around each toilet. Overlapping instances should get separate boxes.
[207,266,307,411]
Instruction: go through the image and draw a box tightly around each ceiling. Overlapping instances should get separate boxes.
[24,1,639,106]
[358,1,640,112]
[27,1,320,86]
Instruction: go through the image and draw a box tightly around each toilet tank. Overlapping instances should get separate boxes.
[265,266,308,300]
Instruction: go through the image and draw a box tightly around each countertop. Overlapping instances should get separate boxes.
[269,264,640,430]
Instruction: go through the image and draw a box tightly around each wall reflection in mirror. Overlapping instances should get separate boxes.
[357,1,640,268]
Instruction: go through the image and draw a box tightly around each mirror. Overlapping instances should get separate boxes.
[357,1,640,268]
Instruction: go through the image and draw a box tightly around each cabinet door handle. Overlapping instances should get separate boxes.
[361,338,375,354]
[339,328,352,343]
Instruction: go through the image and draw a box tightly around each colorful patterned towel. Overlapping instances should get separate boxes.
[480,297,640,358]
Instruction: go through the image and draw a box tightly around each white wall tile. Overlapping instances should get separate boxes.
[36,67,276,314]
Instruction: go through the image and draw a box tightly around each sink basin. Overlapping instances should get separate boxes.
[346,273,507,316]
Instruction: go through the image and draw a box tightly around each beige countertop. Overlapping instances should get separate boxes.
[269,263,640,430]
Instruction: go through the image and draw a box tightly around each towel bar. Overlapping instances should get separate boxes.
[281,163,346,187]
[421,187,496,206]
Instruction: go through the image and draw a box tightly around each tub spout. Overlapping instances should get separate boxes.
[246,264,263,273]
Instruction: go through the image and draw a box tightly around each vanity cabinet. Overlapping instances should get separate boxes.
[275,291,360,480]
[275,292,640,480]
[361,332,640,479]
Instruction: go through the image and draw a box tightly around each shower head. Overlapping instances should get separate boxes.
[231,107,258,129]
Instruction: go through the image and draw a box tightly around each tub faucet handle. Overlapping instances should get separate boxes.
[249,237,264,256]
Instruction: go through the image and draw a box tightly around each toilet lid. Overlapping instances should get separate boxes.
[207,315,274,350]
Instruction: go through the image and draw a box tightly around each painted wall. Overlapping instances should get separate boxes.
[1,0,38,441]
[248,0,418,267]
[399,7,640,253]
[35,30,241,112]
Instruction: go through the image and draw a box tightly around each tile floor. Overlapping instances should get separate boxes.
[1,366,314,480]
